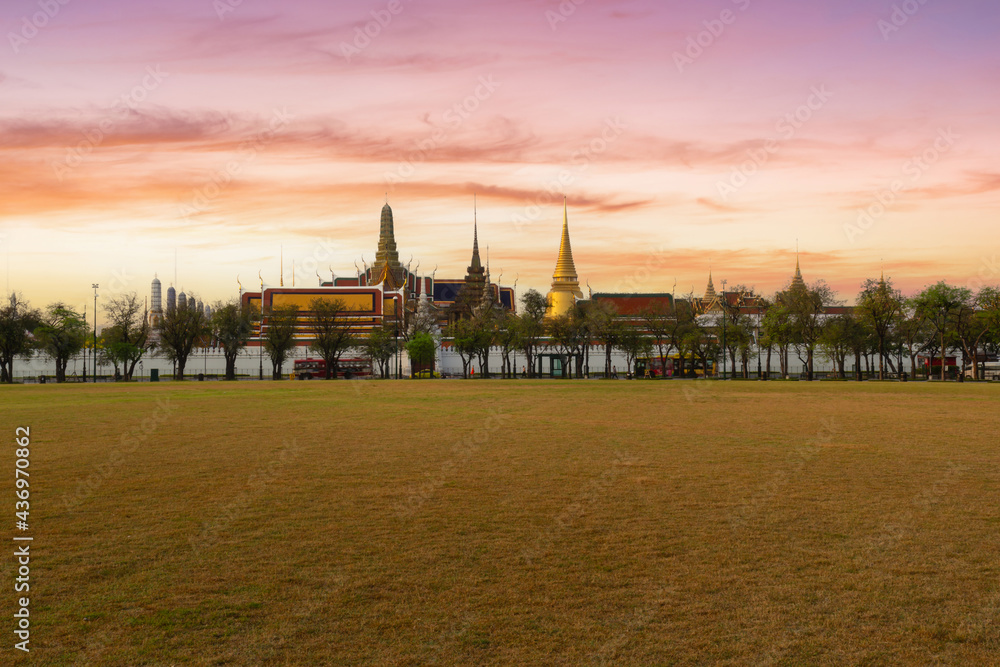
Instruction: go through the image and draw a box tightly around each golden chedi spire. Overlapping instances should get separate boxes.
[546,198,584,318]
[790,250,806,291]
[704,270,717,301]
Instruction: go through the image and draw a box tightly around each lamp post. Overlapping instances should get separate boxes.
[259,279,265,380]
[720,279,727,380]
[92,284,99,383]
[756,319,762,380]
[395,289,403,379]
[82,305,88,383]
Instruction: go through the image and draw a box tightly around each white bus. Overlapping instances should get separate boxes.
[965,361,1000,380]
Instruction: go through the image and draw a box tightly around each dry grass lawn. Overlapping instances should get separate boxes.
[2,379,999,665]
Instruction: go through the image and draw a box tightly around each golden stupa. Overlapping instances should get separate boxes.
[546,199,584,318]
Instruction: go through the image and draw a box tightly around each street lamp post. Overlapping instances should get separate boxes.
[92,284,99,383]
[395,290,402,379]
[395,286,406,380]
[756,319,763,380]
[83,306,88,383]
[720,279,727,380]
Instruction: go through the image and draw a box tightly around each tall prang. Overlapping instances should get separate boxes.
[449,209,488,321]
[790,252,806,291]
[546,198,584,318]
[464,219,487,300]
[370,203,405,289]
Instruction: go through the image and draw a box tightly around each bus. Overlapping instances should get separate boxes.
[965,361,1000,381]
[293,358,372,380]
[635,354,712,378]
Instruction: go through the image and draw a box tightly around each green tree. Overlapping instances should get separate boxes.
[548,308,588,379]
[211,299,257,381]
[586,300,619,377]
[0,293,41,384]
[912,282,971,381]
[446,317,478,378]
[956,286,1000,380]
[785,281,837,381]
[819,313,860,379]
[856,277,905,380]
[761,299,794,378]
[753,296,773,380]
[309,298,356,379]
[716,285,755,378]
[102,292,154,381]
[34,303,89,383]
[616,326,652,378]
[517,289,548,378]
[158,295,210,380]
[897,301,934,378]
[683,316,717,378]
[494,312,523,379]
[263,304,299,380]
[641,301,675,379]
[406,332,436,377]
[670,298,700,377]
[471,308,498,378]
[363,323,396,378]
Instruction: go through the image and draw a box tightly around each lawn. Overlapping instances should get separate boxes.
[3,380,999,665]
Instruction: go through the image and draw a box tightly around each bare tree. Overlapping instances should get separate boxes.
[158,296,210,380]
[309,298,356,379]
[103,292,154,381]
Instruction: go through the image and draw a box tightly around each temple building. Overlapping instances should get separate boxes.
[144,200,873,379]
[546,199,585,318]
[236,202,515,361]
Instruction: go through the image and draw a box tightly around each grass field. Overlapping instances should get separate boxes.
[2,380,999,665]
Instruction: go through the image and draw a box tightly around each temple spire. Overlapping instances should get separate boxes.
[372,202,403,287]
[553,197,579,281]
[546,197,584,317]
[470,198,482,272]
[790,247,805,290]
[704,270,717,301]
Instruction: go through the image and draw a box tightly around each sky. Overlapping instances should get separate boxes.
[2,0,999,321]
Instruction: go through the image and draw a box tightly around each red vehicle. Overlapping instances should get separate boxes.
[293,358,372,379]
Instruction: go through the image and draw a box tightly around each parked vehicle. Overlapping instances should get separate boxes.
[293,358,372,379]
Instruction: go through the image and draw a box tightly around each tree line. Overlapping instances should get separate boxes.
[432,278,1000,381]
[1,276,998,383]
[0,293,364,382]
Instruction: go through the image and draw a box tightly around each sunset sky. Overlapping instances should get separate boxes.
[2,0,999,320]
